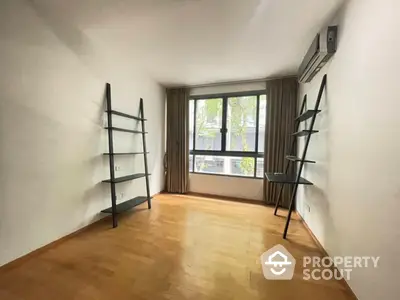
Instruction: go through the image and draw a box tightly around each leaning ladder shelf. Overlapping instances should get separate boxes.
[101,83,151,228]
[265,74,327,239]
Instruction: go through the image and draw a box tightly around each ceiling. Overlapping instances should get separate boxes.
[31,0,344,86]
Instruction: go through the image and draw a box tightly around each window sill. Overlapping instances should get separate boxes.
[190,171,263,180]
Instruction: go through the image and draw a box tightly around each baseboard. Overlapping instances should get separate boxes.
[0,193,161,272]
[297,212,358,300]
[185,191,265,206]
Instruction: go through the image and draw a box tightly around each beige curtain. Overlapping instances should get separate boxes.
[166,88,189,193]
[263,77,298,207]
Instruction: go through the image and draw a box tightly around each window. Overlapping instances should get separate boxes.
[227,96,257,152]
[195,98,223,151]
[189,92,266,178]
[194,155,255,177]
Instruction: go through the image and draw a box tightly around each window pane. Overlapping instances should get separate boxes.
[189,155,194,172]
[258,95,266,153]
[195,155,254,177]
[195,99,223,151]
[189,100,194,150]
[256,157,264,178]
[226,96,257,152]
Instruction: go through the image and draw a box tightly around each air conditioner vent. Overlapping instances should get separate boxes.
[298,26,338,83]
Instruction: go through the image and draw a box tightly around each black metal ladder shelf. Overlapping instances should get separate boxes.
[265,74,327,239]
[101,83,151,228]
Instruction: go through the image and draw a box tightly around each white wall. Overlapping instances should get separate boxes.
[189,81,264,201]
[189,174,263,201]
[297,1,400,299]
[0,0,165,266]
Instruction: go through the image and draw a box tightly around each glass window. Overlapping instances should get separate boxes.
[189,155,194,172]
[195,156,255,177]
[226,96,257,152]
[189,100,195,150]
[195,98,223,151]
[256,157,264,178]
[258,95,266,153]
[189,92,266,178]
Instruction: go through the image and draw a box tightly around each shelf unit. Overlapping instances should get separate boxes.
[285,155,315,163]
[104,127,147,134]
[292,130,319,137]
[102,173,148,184]
[101,83,151,228]
[103,152,149,156]
[295,109,321,122]
[265,74,327,239]
[265,173,313,185]
[101,197,148,214]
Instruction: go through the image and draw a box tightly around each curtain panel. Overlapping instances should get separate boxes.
[263,77,298,208]
[166,88,189,193]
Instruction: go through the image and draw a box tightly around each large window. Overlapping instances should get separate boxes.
[189,92,266,178]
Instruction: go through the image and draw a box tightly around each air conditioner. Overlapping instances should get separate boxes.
[298,26,338,83]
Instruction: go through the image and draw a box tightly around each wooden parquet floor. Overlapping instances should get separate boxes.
[0,194,356,300]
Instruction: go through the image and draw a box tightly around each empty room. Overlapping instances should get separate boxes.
[0,0,398,299]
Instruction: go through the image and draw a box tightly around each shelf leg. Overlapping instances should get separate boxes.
[283,184,298,239]
[106,83,118,228]
[274,184,284,215]
[140,98,151,209]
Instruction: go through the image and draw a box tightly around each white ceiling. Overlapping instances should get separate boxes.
[32,0,344,86]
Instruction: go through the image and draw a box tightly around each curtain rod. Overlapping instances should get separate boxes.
[166,74,297,89]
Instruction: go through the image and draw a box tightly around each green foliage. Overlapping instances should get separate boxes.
[240,157,254,175]
[195,96,257,174]
[196,99,222,150]
[228,96,256,174]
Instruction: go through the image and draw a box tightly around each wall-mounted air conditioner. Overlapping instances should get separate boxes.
[298,26,338,83]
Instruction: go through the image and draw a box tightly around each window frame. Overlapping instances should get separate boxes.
[190,90,266,179]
